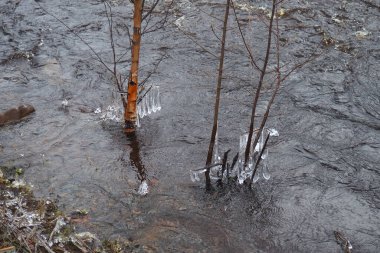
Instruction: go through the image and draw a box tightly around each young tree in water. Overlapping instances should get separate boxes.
[124,0,144,133]
[36,0,171,133]
[205,0,231,190]
[104,0,171,132]
[201,0,320,189]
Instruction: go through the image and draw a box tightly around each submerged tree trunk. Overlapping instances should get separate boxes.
[125,0,144,133]
[205,0,230,190]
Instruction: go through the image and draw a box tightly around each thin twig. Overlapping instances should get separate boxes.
[176,27,219,59]
[139,52,167,87]
[248,16,281,170]
[35,2,114,75]
[227,152,239,180]
[137,85,153,104]
[142,0,160,21]
[192,163,223,172]
[210,24,222,43]
[220,149,231,179]
[230,0,261,72]
[142,1,173,35]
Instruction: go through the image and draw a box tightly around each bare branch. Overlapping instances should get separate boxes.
[244,0,277,167]
[142,0,173,35]
[139,52,167,88]
[142,0,160,21]
[205,0,231,190]
[176,27,219,59]
[210,24,222,43]
[35,1,114,75]
[230,0,261,72]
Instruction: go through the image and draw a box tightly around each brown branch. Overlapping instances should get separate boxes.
[220,149,231,180]
[139,52,167,88]
[142,0,160,21]
[244,0,277,167]
[230,0,261,72]
[210,24,222,43]
[104,2,127,105]
[198,8,224,22]
[205,0,231,190]
[142,0,173,35]
[176,27,219,59]
[248,3,282,175]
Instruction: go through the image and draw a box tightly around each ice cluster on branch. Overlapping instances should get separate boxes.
[190,128,279,185]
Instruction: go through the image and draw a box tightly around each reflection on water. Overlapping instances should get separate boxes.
[126,132,148,195]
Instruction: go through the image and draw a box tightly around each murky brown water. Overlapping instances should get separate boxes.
[1,0,379,252]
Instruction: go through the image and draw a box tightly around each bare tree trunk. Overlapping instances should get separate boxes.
[205,0,230,190]
[125,0,144,133]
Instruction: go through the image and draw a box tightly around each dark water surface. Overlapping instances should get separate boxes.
[1,0,379,252]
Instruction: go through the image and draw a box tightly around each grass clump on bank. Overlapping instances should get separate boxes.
[0,166,135,253]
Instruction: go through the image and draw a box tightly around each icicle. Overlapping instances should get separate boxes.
[262,163,270,180]
[146,91,152,115]
[262,145,268,160]
[94,107,101,114]
[268,128,279,137]
[152,85,158,112]
[156,85,161,111]
[136,111,141,128]
[238,133,248,168]
[137,103,143,118]
[141,95,147,117]
[238,171,246,184]
[252,170,260,183]
[190,169,206,182]
[209,130,222,179]
[138,180,149,195]
[254,130,265,153]
[212,130,221,165]
[248,156,253,173]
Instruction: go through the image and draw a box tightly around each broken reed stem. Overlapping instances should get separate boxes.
[249,133,270,187]
[244,0,277,168]
[228,152,239,180]
[220,149,231,180]
[194,163,223,173]
[205,0,231,190]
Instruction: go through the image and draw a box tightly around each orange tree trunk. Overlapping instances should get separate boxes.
[124,0,143,132]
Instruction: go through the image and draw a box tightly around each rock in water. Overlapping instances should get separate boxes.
[0,104,35,126]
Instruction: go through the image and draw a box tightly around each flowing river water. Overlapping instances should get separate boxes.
[1,0,379,252]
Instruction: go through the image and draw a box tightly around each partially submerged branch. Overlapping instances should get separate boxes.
[243,0,277,168]
[249,134,270,187]
[205,0,231,190]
